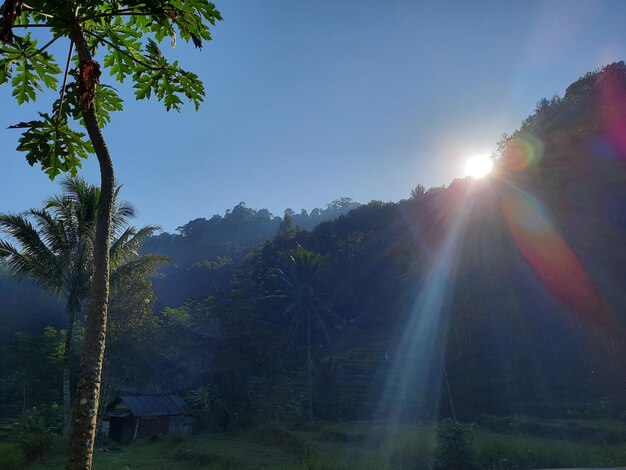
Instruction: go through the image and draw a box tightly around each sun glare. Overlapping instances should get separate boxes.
[465,155,493,178]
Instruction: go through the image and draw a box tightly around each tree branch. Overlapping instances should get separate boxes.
[79,4,176,23]
[56,40,75,123]
[12,24,55,29]
[80,10,151,23]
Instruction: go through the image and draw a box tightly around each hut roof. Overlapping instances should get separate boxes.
[105,394,192,417]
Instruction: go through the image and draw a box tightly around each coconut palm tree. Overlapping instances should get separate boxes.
[274,243,341,421]
[0,177,163,437]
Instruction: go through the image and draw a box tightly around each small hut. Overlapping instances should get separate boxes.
[101,394,193,443]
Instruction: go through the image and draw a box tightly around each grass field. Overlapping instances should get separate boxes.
[2,419,626,469]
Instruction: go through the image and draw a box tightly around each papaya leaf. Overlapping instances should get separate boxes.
[1,1,221,179]
[131,40,204,111]
[7,34,61,104]
[12,113,93,180]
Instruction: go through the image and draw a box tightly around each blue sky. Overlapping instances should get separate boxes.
[2,0,626,232]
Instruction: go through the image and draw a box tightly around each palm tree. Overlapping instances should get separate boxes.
[274,243,340,421]
[0,177,163,437]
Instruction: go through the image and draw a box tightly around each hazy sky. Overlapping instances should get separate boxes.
[2,0,625,231]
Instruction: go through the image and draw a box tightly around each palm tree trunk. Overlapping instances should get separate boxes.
[66,24,114,470]
[62,309,76,438]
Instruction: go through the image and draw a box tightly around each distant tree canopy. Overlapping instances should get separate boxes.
[143,199,361,307]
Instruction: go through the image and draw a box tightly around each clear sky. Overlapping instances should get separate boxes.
[2,0,626,232]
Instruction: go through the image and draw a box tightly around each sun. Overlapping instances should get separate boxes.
[465,155,493,178]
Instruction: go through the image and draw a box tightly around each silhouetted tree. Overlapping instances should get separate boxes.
[274,244,337,420]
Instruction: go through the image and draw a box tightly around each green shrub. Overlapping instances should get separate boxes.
[19,431,54,463]
[0,442,24,470]
[291,453,352,470]
[171,449,241,468]
[477,414,626,444]
[248,422,313,457]
[435,419,476,470]
[12,405,59,463]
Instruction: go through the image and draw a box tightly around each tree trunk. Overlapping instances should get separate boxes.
[62,309,76,439]
[66,24,114,470]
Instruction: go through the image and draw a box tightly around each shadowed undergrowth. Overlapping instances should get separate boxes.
[3,419,625,469]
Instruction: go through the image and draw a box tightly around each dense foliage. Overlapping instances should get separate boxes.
[144,199,360,307]
[0,63,625,443]
[1,0,222,464]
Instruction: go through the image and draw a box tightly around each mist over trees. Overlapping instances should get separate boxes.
[144,198,361,307]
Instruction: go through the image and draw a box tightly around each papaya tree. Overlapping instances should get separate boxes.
[0,1,221,468]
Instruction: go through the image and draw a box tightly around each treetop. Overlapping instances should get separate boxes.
[0,0,222,179]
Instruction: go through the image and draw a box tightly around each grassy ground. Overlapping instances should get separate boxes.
[2,419,625,469]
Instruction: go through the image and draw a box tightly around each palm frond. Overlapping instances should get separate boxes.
[0,213,58,271]
[1,179,164,314]
[29,208,70,255]
[110,225,161,268]
[0,239,63,296]
[110,254,169,288]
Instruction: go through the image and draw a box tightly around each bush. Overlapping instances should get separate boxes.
[476,414,626,444]
[292,453,352,470]
[13,405,60,463]
[171,450,241,468]
[435,419,477,470]
[0,443,24,470]
[19,432,53,463]
[248,422,312,458]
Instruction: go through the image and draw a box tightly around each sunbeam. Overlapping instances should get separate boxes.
[373,186,474,447]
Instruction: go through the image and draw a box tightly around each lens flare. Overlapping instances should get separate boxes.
[599,64,626,160]
[502,134,544,172]
[465,155,493,178]
[499,186,611,327]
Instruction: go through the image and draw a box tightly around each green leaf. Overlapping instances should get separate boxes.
[131,40,204,111]
[163,0,222,47]
[3,34,61,104]
[0,58,12,85]
[11,113,93,180]
[94,84,124,126]
[117,0,221,48]
[52,72,122,128]
[98,17,144,82]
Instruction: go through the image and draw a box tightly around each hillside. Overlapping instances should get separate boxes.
[1,63,625,426]
[143,199,361,307]
[180,63,626,422]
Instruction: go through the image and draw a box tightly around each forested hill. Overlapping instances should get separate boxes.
[165,62,625,420]
[142,198,361,307]
[0,199,360,335]
[1,63,625,422]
